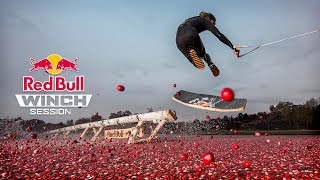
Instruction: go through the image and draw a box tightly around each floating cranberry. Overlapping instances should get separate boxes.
[233,144,239,150]
[220,88,234,101]
[306,144,312,150]
[281,148,287,154]
[117,85,125,92]
[243,161,251,168]
[202,152,214,165]
[180,153,188,161]
[30,134,37,139]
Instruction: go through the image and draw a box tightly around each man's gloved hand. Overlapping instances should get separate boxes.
[233,48,240,57]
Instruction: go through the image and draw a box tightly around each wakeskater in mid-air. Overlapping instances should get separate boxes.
[176,11,240,77]
[174,11,319,112]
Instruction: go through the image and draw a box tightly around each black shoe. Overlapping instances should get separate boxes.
[209,63,220,77]
[189,49,205,70]
[204,53,219,77]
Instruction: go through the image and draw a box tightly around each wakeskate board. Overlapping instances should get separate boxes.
[172,90,247,112]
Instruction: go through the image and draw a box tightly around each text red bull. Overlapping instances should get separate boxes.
[23,76,84,92]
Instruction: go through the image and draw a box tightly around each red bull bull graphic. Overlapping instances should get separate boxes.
[16,54,92,115]
[29,58,53,72]
[29,54,79,75]
[56,58,79,72]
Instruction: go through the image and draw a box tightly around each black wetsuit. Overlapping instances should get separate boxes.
[176,16,234,67]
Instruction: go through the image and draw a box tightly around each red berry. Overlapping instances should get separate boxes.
[243,161,251,168]
[175,92,181,96]
[27,126,32,131]
[30,134,37,139]
[173,84,176,88]
[233,144,239,150]
[281,148,287,154]
[264,133,268,136]
[202,152,214,165]
[289,140,293,145]
[259,116,263,120]
[205,115,210,120]
[307,144,312,150]
[220,88,234,102]
[180,154,188,161]
[117,85,125,92]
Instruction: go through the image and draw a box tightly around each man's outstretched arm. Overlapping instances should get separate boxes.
[206,21,240,57]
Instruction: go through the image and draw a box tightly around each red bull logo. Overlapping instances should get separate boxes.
[29,54,79,75]
[16,53,92,115]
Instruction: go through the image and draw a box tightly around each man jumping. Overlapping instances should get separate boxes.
[176,11,240,77]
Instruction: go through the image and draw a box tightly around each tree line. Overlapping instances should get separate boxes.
[22,97,319,132]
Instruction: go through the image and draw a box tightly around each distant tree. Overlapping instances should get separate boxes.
[58,122,66,128]
[109,110,132,119]
[304,98,319,108]
[146,107,154,113]
[74,118,90,125]
[123,110,132,116]
[14,117,22,121]
[281,105,291,127]
[243,113,249,120]
[66,119,74,126]
[312,105,320,130]
[269,105,276,112]
[193,119,200,124]
[91,114,102,122]
[223,115,228,121]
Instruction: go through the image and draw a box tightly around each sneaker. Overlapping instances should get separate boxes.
[189,49,205,70]
[209,63,220,77]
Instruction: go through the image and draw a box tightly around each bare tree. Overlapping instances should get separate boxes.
[146,107,154,113]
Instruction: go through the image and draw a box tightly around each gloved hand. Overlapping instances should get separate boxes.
[233,48,240,57]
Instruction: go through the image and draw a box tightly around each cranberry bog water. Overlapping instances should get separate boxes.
[1,134,319,179]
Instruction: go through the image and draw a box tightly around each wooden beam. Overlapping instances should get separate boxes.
[128,121,144,144]
[80,126,90,139]
[92,126,104,141]
[147,118,167,143]
[45,109,177,134]
[92,128,97,134]
[64,131,70,138]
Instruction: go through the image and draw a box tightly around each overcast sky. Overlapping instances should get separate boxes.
[1,1,319,123]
